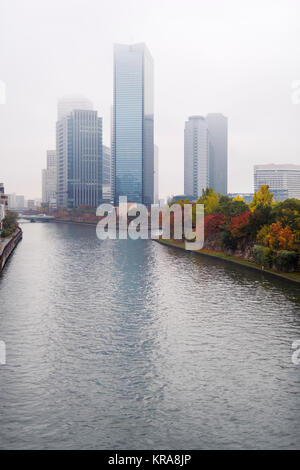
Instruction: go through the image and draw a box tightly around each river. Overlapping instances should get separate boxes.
[0,222,299,449]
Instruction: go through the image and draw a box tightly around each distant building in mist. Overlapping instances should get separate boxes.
[27,200,35,210]
[184,116,209,199]
[254,164,300,201]
[184,114,228,199]
[42,150,57,208]
[206,113,228,195]
[56,108,102,209]
[113,43,154,205]
[57,95,93,120]
[6,193,25,210]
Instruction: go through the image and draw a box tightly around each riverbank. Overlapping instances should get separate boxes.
[158,238,300,285]
[0,227,23,272]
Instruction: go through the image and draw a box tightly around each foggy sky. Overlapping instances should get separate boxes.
[0,0,300,200]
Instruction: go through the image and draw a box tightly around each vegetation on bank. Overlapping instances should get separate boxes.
[0,211,19,238]
[52,206,100,224]
[168,185,300,273]
[158,238,300,284]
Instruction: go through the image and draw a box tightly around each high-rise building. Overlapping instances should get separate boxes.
[184,116,209,199]
[42,150,57,208]
[56,109,102,209]
[102,145,112,202]
[184,114,228,199]
[113,43,154,205]
[7,193,16,209]
[57,95,93,121]
[206,113,228,195]
[254,164,300,200]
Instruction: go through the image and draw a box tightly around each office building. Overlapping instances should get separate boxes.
[184,114,228,199]
[206,113,228,195]
[42,150,57,208]
[184,116,209,199]
[113,43,154,205]
[56,108,102,209]
[254,164,300,201]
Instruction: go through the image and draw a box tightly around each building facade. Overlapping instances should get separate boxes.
[206,113,228,195]
[42,150,57,208]
[254,164,300,201]
[184,116,209,200]
[56,109,102,209]
[113,43,154,205]
[184,114,228,199]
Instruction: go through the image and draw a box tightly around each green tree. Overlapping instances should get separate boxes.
[216,195,249,217]
[196,188,220,215]
[271,198,300,232]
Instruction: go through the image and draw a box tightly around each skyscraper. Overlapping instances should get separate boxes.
[56,109,102,209]
[206,113,228,195]
[184,116,209,199]
[184,114,228,199]
[42,150,57,208]
[113,43,154,205]
[254,164,300,200]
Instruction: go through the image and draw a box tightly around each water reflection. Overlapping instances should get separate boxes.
[0,223,299,449]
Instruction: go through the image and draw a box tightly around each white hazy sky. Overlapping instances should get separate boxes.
[0,0,300,200]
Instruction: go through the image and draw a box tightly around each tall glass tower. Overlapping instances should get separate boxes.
[113,43,154,205]
[56,109,102,209]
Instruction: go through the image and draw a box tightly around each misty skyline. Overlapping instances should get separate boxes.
[1,0,300,200]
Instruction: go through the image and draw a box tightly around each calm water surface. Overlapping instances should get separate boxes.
[0,222,300,449]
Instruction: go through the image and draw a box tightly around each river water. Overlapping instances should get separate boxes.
[0,222,299,449]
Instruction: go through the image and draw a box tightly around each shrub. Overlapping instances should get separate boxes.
[274,250,298,272]
[253,245,273,268]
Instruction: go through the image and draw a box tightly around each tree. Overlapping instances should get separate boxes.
[248,205,275,238]
[1,211,18,238]
[216,195,249,217]
[204,213,226,238]
[196,188,220,215]
[229,211,251,239]
[271,198,300,232]
[249,185,273,212]
[257,221,295,251]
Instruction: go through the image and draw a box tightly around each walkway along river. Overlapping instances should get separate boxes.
[0,222,299,449]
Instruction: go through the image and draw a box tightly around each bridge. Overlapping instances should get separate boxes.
[18,214,55,223]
